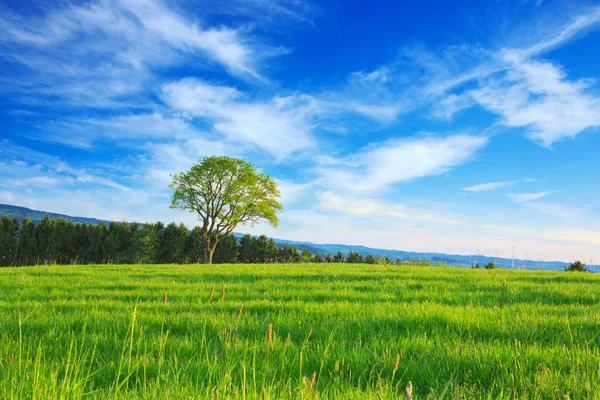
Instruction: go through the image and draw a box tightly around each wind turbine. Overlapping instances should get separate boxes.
[511,246,515,269]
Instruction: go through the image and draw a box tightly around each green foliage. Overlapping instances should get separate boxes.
[484,262,498,270]
[2,263,600,399]
[2,215,241,266]
[212,234,238,264]
[0,215,19,266]
[158,223,189,263]
[185,226,204,263]
[564,260,588,272]
[300,248,313,263]
[253,235,271,263]
[314,253,324,263]
[346,250,364,263]
[169,156,282,263]
[365,254,375,264]
[333,251,344,263]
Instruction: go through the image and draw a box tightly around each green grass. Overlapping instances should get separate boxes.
[1,263,600,399]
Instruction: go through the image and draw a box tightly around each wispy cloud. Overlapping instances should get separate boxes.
[463,181,514,192]
[161,78,318,158]
[508,191,554,202]
[316,134,488,194]
[365,6,600,147]
[468,55,600,147]
[521,201,590,225]
[0,140,129,191]
[0,0,285,113]
[315,191,461,224]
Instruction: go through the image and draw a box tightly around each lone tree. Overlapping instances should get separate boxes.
[169,156,282,264]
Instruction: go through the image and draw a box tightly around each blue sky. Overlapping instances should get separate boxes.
[1,0,600,262]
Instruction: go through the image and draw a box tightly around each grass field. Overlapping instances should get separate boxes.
[1,263,600,399]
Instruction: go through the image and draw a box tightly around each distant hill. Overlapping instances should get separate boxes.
[0,203,584,271]
[0,204,109,225]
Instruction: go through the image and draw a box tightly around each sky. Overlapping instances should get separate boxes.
[1,0,600,263]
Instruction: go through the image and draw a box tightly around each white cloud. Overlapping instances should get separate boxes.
[0,0,273,82]
[520,201,588,223]
[161,79,318,158]
[518,6,600,57]
[508,191,554,202]
[403,7,600,147]
[463,181,514,192]
[316,134,488,194]
[275,179,314,207]
[315,191,461,224]
[142,137,244,186]
[0,140,129,192]
[36,113,202,149]
[469,57,600,147]
[2,176,60,187]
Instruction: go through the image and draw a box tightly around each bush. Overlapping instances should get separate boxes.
[564,260,588,272]
[472,263,481,269]
[485,262,498,270]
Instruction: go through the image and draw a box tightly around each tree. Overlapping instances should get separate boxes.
[254,235,270,263]
[169,156,282,264]
[158,223,188,263]
[239,234,256,263]
[484,262,497,270]
[365,254,375,264]
[185,226,204,263]
[565,260,588,272]
[265,239,277,263]
[314,253,324,263]
[300,248,313,263]
[16,218,37,266]
[212,233,239,264]
[132,223,160,264]
[333,251,344,263]
[0,216,19,266]
[346,251,364,263]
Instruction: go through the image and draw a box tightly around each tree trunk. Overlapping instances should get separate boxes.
[203,242,209,264]
[208,248,215,264]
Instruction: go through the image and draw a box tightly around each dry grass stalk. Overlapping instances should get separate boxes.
[267,323,273,346]
[237,304,243,320]
[393,354,400,374]
[308,372,317,391]
[404,381,413,400]
[221,282,225,300]
[163,291,167,305]
[209,285,215,301]
[306,327,313,342]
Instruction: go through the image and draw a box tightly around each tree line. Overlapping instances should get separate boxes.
[0,215,287,266]
[0,215,416,267]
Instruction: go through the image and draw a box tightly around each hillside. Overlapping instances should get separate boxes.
[0,203,108,225]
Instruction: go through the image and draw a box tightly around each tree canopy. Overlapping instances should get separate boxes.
[169,156,282,264]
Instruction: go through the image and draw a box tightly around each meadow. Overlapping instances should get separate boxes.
[1,263,599,399]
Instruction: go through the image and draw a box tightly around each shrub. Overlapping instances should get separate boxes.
[564,260,588,272]
[485,262,498,270]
